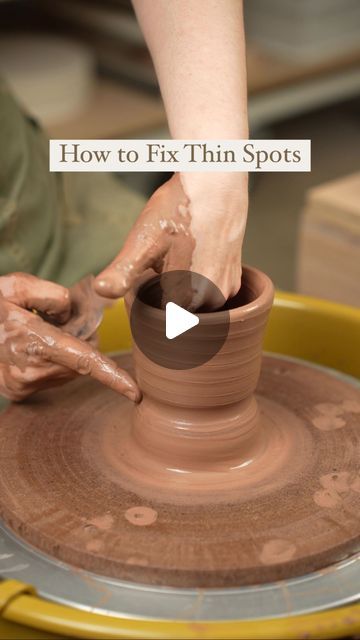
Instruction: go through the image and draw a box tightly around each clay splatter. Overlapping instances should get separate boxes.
[314,470,360,507]
[260,539,296,565]
[312,415,346,431]
[125,506,158,526]
[312,399,360,431]
[88,514,114,530]
[315,403,343,416]
[314,488,342,508]
[86,539,104,553]
[350,475,360,493]
[320,472,351,493]
[342,399,360,413]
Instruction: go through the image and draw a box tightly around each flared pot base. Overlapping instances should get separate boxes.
[0,354,359,588]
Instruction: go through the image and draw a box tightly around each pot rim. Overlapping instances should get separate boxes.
[126,265,274,325]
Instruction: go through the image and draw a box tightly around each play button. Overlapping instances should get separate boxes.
[129,270,230,370]
[165,303,199,339]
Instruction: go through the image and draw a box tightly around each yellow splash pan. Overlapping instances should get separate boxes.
[0,292,359,640]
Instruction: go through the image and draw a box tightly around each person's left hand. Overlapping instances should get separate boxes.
[0,273,140,402]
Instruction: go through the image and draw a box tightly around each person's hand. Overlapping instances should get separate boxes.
[0,273,140,402]
[94,172,248,309]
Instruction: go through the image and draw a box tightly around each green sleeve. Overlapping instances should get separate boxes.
[0,79,144,286]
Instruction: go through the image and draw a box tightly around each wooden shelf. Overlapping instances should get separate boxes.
[247,45,360,95]
[47,78,166,139]
[46,46,360,138]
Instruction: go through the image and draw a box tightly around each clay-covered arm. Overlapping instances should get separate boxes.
[95,0,248,309]
[0,274,140,402]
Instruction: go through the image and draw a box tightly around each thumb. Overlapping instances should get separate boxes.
[0,273,71,323]
[95,230,167,299]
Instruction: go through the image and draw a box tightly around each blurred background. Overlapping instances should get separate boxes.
[0,0,359,305]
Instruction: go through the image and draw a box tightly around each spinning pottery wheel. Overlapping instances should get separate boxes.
[0,353,359,589]
[0,283,359,640]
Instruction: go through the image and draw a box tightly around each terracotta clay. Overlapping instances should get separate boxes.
[0,267,359,587]
[0,354,359,587]
[119,265,277,499]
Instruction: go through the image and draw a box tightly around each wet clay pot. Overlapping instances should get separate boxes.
[122,266,275,502]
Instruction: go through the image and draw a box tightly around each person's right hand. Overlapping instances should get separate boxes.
[94,172,248,310]
[0,273,140,402]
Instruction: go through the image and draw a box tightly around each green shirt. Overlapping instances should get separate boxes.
[0,78,144,286]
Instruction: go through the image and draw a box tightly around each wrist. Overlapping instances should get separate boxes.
[178,172,248,250]
[179,172,248,216]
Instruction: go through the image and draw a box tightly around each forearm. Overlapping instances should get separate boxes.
[122,0,249,303]
[132,0,248,140]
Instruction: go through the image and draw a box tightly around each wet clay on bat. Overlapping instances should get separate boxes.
[0,267,359,587]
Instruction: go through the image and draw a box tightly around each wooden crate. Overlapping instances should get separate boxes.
[297,172,360,307]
